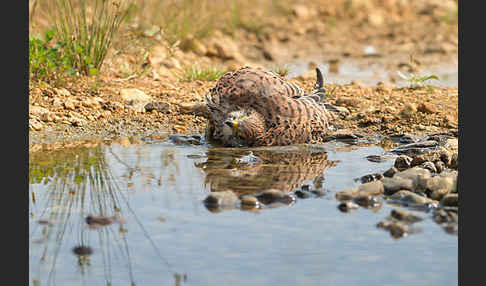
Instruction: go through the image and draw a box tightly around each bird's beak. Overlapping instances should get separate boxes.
[224,120,239,132]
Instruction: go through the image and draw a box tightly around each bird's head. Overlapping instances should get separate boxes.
[222,109,265,147]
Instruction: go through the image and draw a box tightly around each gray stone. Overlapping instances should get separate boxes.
[241,196,260,207]
[357,180,384,195]
[353,194,382,207]
[440,194,458,207]
[394,155,413,170]
[144,101,170,113]
[203,191,238,208]
[430,188,449,201]
[338,201,359,212]
[425,174,456,194]
[383,167,399,178]
[421,161,437,173]
[435,160,446,173]
[257,189,296,205]
[120,88,152,102]
[390,209,424,223]
[389,190,433,205]
[381,177,414,195]
[394,167,431,191]
[29,105,50,116]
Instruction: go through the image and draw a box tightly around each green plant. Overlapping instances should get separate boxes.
[29,29,76,83]
[48,0,132,76]
[397,71,439,89]
[174,64,226,82]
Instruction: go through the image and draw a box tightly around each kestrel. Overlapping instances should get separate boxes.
[205,66,335,147]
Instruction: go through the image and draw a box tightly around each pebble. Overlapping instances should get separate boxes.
[383,167,399,178]
[389,190,433,206]
[120,88,152,102]
[294,190,312,199]
[381,176,413,195]
[394,167,431,191]
[256,189,296,205]
[353,194,382,208]
[433,208,458,224]
[86,215,113,227]
[338,201,359,212]
[144,101,170,113]
[72,246,93,256]
[394,155,412,170]
[203,191,239,208]
[426,172,457,194]
[241,196,260,207]
[377,220,422,239]
[417,102,438,114]
[434,160,445,173]
[430,188,449,201]
[359,173,384,183]
[420,161,437,173]
[390,209,423,223]
[440,193,458,207]
[357,180,384,195]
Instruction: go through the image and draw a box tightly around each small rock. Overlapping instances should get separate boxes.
[430,188,449,201]
[241,196,260,207]
[144,101,170,113]
[390,209,423,223]
[411,155,427,167]
[435,161,446,173]
[377,220,422,239]
[399,134,421,144]
[291,5,314,19]
[203,191,239,208]
[63,99,76,111]
[353,194,382,207]
[440,193,458,207]
[120,88,152,103]
[29,119,44,131]
[256,189,295,205]
[178,102,208,117]
[72,246,93,256]
[294,190,312,199]
[29,105,50,116]
[357,180,384,195]
[389,190,433,206]
[359,173,384,183]
[383,167,399,178]
[335,97,360,108]
[400,103,417,118]
[425,173,456,194]
[394,155,413,171]
[336,190,356,201]
[450,153,458,169]
[433,208,458,224]
[420,161,437,173]
[338,201,359,212]
[417,102,438,114]
[381,176,413,195]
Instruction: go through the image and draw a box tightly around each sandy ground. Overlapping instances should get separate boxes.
[28,0,458,147]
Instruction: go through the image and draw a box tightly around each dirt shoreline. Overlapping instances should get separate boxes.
[29,0,458,148]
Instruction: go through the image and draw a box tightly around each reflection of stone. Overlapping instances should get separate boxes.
[196,146,336,196]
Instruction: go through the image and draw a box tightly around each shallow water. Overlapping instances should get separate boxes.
[285,59,458,88]
[29,138,457,286]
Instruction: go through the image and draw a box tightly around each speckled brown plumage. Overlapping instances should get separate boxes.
[205,66,334,146]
